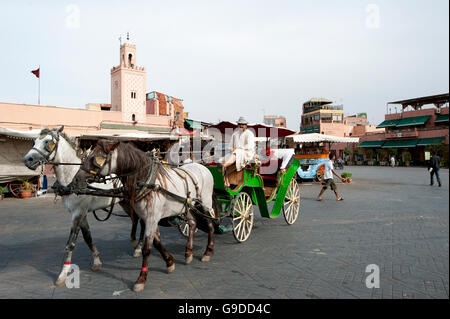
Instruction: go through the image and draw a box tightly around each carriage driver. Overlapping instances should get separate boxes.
[221,116,256,171]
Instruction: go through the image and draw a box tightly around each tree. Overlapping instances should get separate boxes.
[366,149,374,161]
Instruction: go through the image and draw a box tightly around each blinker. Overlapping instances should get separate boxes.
[94,156,106,168]
[46,140,56,152]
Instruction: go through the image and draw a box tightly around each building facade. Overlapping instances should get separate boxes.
[0,40,183,136]
[146,91,184,128]
[358,94,449,166]
[300,98,345,135]
[263,115,286,128]
[299,98,383,159]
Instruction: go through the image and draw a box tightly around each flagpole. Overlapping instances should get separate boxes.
[38,65,40,105]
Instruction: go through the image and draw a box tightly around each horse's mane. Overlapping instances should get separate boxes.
[115,142,173,211]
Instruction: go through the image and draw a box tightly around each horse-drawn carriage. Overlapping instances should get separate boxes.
[203,156,301,242]
[22,124,302,292]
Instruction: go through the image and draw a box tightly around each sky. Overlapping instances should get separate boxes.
[0,0,448,131]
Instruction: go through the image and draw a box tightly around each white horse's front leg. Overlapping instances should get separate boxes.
[55,211,85,286]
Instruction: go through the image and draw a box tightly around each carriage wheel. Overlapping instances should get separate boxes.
[316,165,325,182]
[177,220,198,238]
[283,179,301,225]
[9,184,21,198]
[231,192,254,243]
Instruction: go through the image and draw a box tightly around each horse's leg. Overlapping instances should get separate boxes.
[152,227,175,274]
[119,201,142,257]
[130,212,138,249]
[79,215,102,271]
[133,216,145,258]
[133,223,157,292]
[185,210,197,264]
[55,211,85,286]
[201,219,215,262]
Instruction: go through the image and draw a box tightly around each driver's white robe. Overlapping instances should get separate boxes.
[229,129,255,171]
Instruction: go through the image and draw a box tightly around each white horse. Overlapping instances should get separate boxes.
[74,139,216,292]
[22,127,145,286]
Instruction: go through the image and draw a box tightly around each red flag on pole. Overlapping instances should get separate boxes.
[31,68,40,78]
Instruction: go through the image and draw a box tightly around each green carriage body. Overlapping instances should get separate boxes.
[207,158,301,219]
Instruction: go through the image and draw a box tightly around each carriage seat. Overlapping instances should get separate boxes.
[259,158,282,182]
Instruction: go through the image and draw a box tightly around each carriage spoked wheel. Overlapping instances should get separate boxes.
[9,184,22,198]
[283,179,301,225]
[178,220,198,238]
[231,192,254,243]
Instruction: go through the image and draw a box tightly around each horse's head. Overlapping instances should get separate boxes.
[23,126,64,170]
[74,139,120,184]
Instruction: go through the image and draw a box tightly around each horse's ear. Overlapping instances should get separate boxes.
[58,125,64,133]
[98,139,120,153]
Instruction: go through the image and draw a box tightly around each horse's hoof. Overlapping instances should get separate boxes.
[91,263,102,271]
[201,255,211,263]
[133,250,142,258]
[167,264,175,274]
[185,255,193,264]
[133,283,145,293]
[55,278,66,286]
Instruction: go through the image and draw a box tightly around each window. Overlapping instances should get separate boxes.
[333,114,342,122]
[131,91,137,99]
[128,53,133,67]
[132,114,136,122]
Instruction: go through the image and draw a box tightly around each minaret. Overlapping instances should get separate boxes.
[111,36,146,124]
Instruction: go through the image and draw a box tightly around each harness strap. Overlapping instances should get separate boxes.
[135,160,159,202]
[173,167,200,200]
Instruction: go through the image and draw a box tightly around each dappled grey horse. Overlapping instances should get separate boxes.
[74,139,216,292]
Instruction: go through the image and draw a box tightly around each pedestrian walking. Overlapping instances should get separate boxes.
[317,153,346,201]
[390,155,395,168]
[428,152,442,187]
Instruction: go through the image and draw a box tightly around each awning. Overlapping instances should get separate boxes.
[358,140,385,148]
[416,136,446,146]
[382,139,418,148]
[435,114,449,123]
[208,121,295,138]
[377,119,401,128]
[287,133,359,144]
[184,119,204,130]
[396,116,430,127]
[0,127,41,140]
[0,137,42,183]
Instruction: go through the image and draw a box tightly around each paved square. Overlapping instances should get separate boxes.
[0,166,448,299]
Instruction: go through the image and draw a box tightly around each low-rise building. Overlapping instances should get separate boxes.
[300,98,345,135]
[264,115,287,128]
[299,98,383,159]
[358,93,449,166]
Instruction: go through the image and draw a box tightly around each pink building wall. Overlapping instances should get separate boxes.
[0,102,172,135]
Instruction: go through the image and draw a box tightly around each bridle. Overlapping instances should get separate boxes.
[32,131,60,164]
[80,144,114,183]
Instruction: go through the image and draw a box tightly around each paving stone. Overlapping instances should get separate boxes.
[0,167,448,298]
